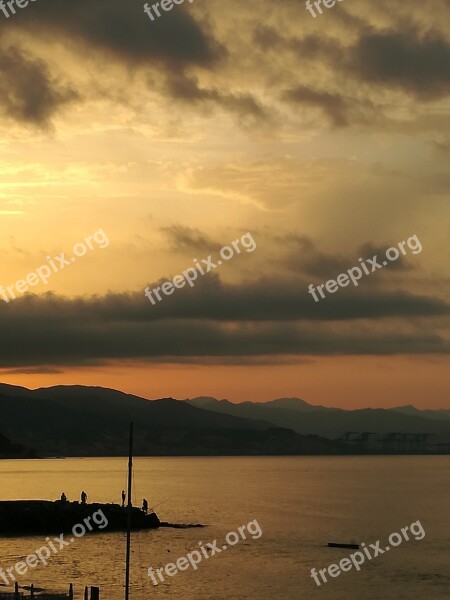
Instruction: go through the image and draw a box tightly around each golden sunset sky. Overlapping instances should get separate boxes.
[0,0,449,408]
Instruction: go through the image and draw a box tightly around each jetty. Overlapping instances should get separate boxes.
[0,424,203,599]
[0,501,159,536]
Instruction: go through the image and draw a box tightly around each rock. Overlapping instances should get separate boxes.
[0,501,160,535]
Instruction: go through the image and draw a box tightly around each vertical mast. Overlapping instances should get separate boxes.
[125,422,133,600]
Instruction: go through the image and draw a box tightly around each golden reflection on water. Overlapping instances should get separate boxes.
[0,456,449,600]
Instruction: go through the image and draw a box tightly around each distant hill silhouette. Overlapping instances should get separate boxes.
[390,405,450,421]
[188,397,450,440]
[264,397,332,412]
[2,383,448,456]
[0,430,34,458]
[0,384,345,457]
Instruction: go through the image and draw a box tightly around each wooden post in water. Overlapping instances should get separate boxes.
[84,586,89,600]
[30,583,34,597]
[14,582,19,598]
[69,583,74,599]
[125,422,133,600]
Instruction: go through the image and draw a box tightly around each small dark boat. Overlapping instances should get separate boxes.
[328,542,360,550]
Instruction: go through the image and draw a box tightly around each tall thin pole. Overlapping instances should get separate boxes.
[125,422,133,600]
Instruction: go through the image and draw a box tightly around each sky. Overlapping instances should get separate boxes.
[0,0,449,408]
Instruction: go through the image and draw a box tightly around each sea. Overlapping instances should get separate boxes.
[0,456,449,600]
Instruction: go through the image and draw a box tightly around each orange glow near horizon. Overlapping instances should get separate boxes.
[0,0,448,412]
[1,354,448,410]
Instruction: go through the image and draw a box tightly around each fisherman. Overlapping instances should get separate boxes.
[81,490,87,504]
[121,490,126,507]
[142,499,148,514]
[60,492,67,502]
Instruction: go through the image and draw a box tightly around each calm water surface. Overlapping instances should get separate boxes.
[0,456,449,599]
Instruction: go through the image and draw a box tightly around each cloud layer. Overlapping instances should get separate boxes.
[2,0,449,129]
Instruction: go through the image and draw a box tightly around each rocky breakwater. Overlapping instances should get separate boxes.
[0,500,160,535]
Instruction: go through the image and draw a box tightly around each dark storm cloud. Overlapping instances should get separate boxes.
[139,275,449,322]
[161,225,222,254]
[10,0,223,69]
[0,311,446,367]
[0,46,78,128]
[276,233,350,279]
[165,73,269,122]
[256,23,450,127]
[253,26,344,63]
[282,85,350,127]
[6,1,447,131]
[2,0,224,126]
[254,27,364,127]
[357,242,413,272]
[349,29,450,100]
[0,275,448,367]
[275,233,417,280]
[258,23,450,102]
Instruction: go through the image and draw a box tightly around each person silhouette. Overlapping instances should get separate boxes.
[121,490,126,507]
[60,492,67,503]
[142,499,148,514]
[81,491,87,504]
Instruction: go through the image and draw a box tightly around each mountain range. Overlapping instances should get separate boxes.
[188,396,450,439]
[1,383,449,457]
[0,384,344,457]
